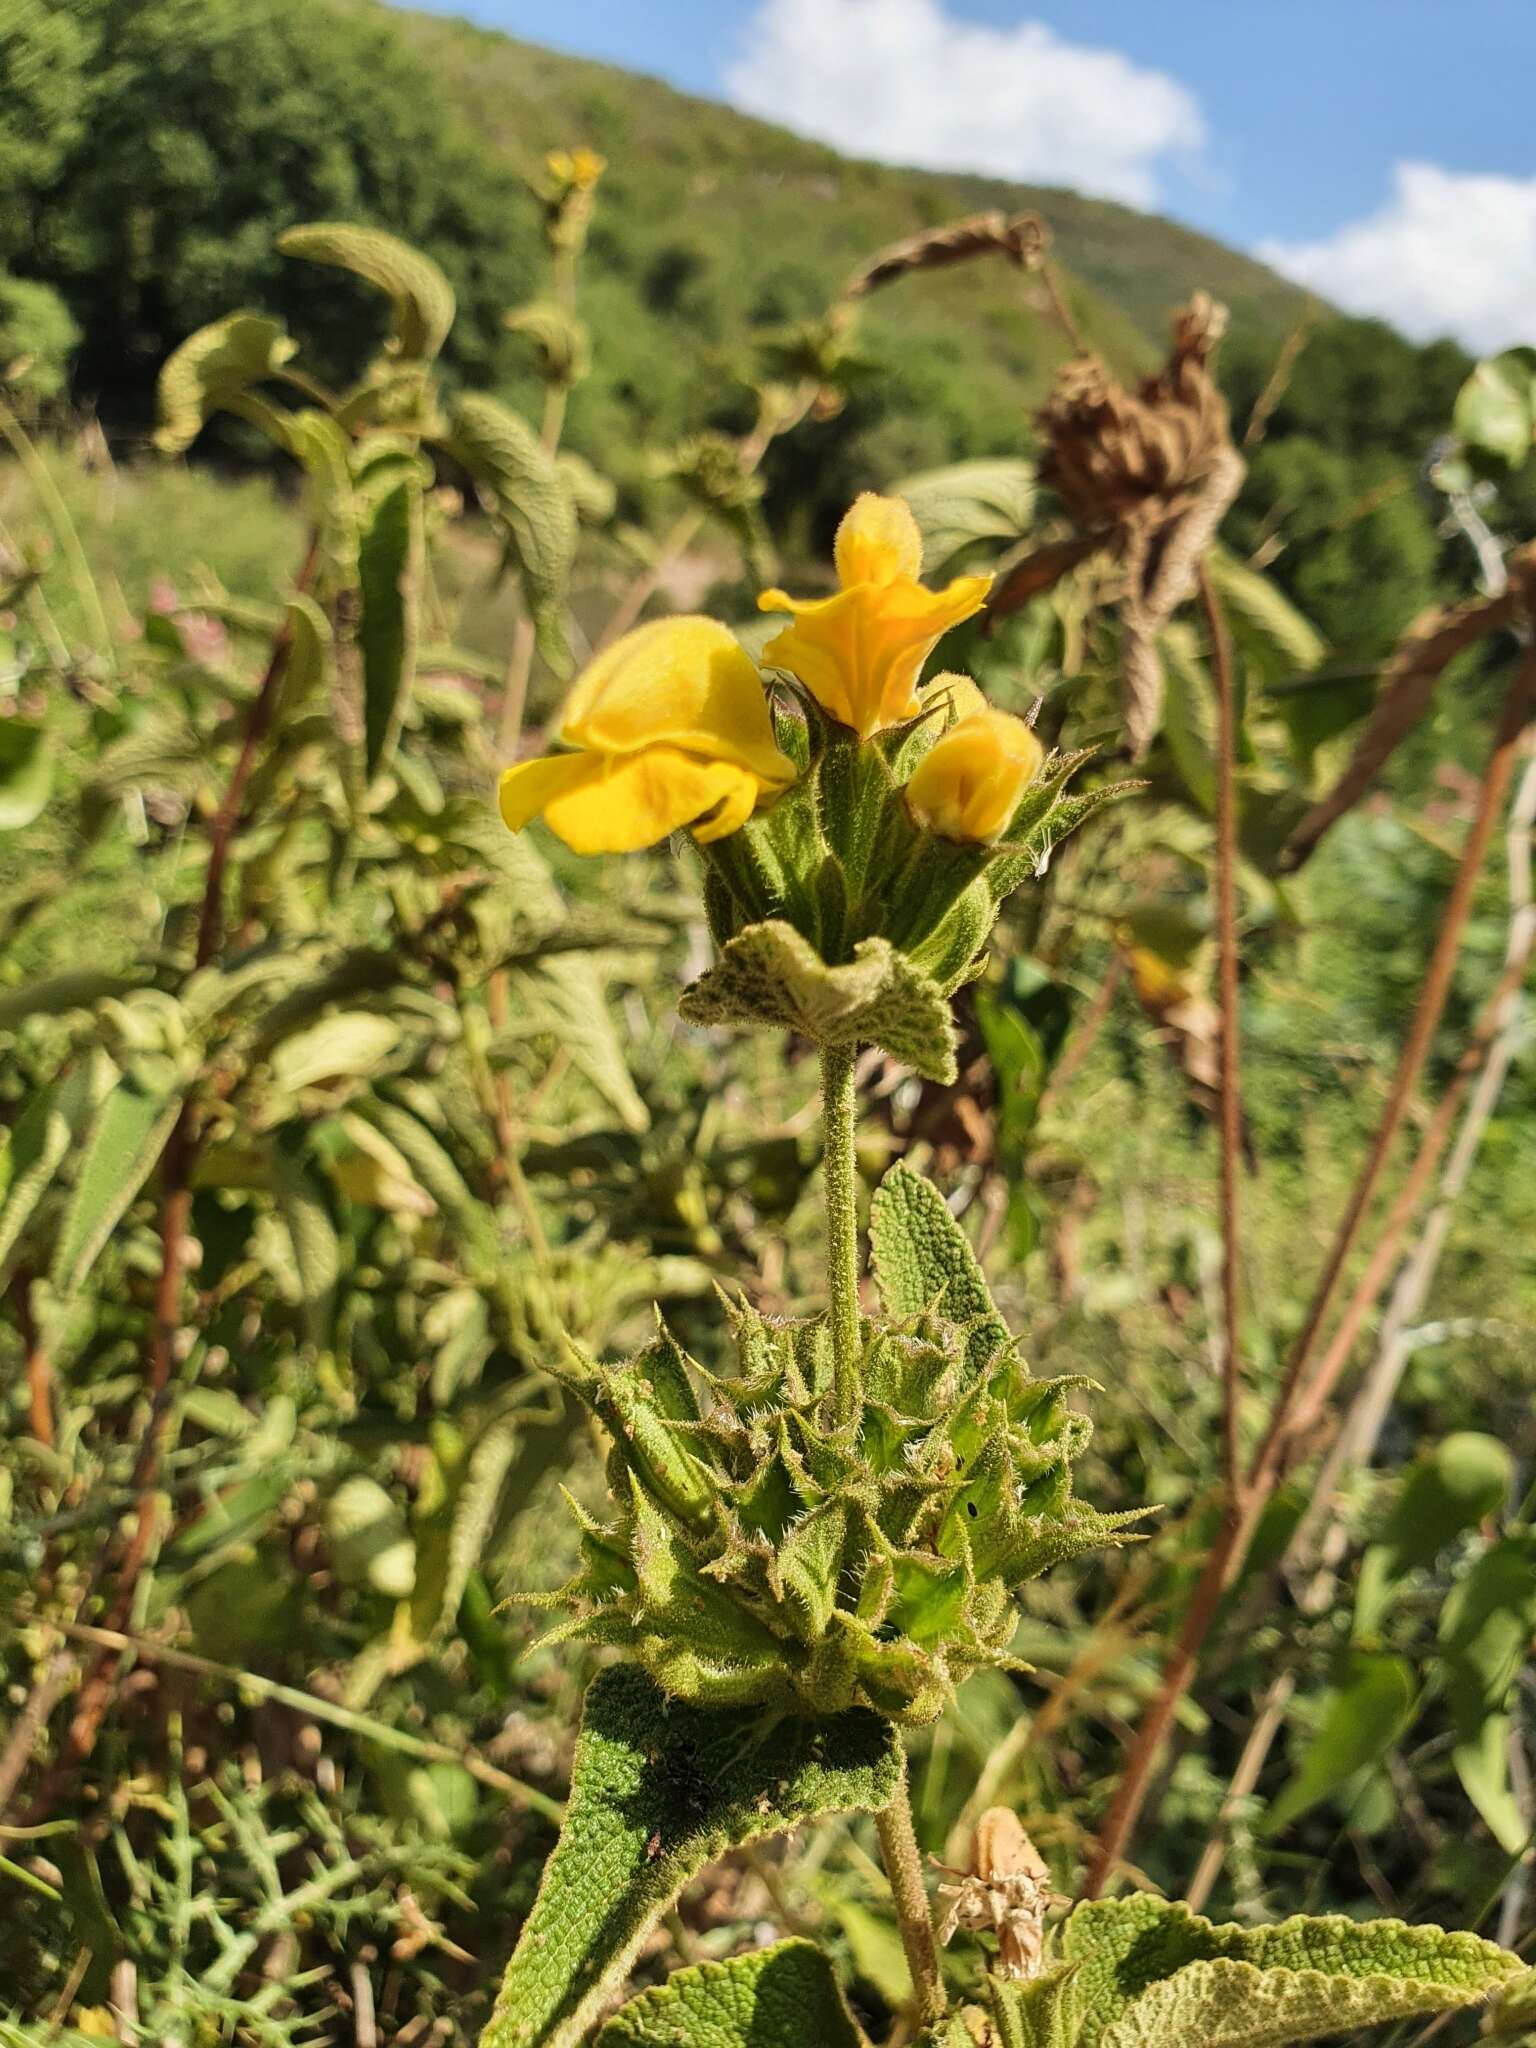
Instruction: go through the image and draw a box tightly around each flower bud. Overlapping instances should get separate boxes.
[906,697,1044,844]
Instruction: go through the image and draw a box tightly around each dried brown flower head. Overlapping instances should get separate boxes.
[935,1807,1060,1981]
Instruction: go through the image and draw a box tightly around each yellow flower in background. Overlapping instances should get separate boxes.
[905,676,1045,843]
[499,616,796,855]
[546,146,607,191]
[758,493,991,740]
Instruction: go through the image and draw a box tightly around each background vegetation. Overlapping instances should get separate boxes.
[1,2,1533,2043]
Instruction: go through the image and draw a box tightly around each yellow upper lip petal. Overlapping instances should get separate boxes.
[559,614,796,789]
[760,573,992,738]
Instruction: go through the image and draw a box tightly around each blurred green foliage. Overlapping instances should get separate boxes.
[2,10,1536,2044]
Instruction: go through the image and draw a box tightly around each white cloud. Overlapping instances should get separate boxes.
[723,0,1206,209]
[1260,162,1536,354]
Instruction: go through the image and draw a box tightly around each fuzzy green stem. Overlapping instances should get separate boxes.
[876,1763,946,2026]
[820,1042,862,1426]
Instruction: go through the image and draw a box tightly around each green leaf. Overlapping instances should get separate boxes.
[512,955,649,1134]
[285,410,359,588]
[270,1012,401,1091]
[358,476,423,779]
[0,1056,115,1285]
[326,1475,416,1599]
[680,919,957,1083]
[987,1967,1081,2048]
[154,311,297,455]
[437,1421,519,1635]
[482,1665,900,2048]
[0,717,53,831]
[558,450,617,525]
[1160,631,1217,816]
[1204,547,1325,681]
[0,972,142,1033]
[894,457,1037,578]
[49,1078,183,1297]
[1265,1649,1416,1833]
[869,1160,1007,1372]
[1355,1432,1513,1639]
[1440,1531,1536,1851]
[989,780,1143,903]
[594,1940,863,2048]
[1099,1952,1512,2047]
[278,222,455,363]
[506,300,592,388]
[271,1131,341,1345]
[449,393,577,668]
[354,1095,499,1273]
[1454,347,1536,468]
[273,594,334,724]
[1063,1896,1519,2048]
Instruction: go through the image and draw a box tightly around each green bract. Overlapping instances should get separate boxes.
[530,1164,1140,1723]
[685,694,1138,1083]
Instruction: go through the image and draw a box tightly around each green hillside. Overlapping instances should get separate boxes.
[386,3,1316,479]
[394,5,1310,343]
[4,0,1315,478]
[0,0,1477,646]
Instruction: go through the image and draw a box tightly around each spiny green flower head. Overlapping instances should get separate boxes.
[534,1166,1142,1724]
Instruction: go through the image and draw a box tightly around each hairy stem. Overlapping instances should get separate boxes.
[820,1043,862,1427]
[876,1763,946,2027]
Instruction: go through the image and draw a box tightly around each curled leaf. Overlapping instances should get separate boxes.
[278,222,455,363]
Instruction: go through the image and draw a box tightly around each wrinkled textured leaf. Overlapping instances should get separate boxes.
[358,476,423,778]
[894,456,1037,578]
[450,393,577,667]
[483,1665,899,2048]
[278,222,455,362]
[1064,1897,1518,2048]
[680,919,957,1082]
[154,311,296,455]
[1099,1953,1512,2047]
[870,1159,1008,1370]
[50,1079,183,1297]
[987,1967,1081,2048]
[270,1012,401,1092]
[0,1053,116,1286]
[594,1939,862,2048]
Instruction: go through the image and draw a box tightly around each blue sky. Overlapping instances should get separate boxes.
[402,0,1536,352]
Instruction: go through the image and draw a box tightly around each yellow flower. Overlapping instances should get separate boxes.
[546,147,607,191]
[905,676,1045,843]
[498,616,796,855]
[758,493,991,739]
